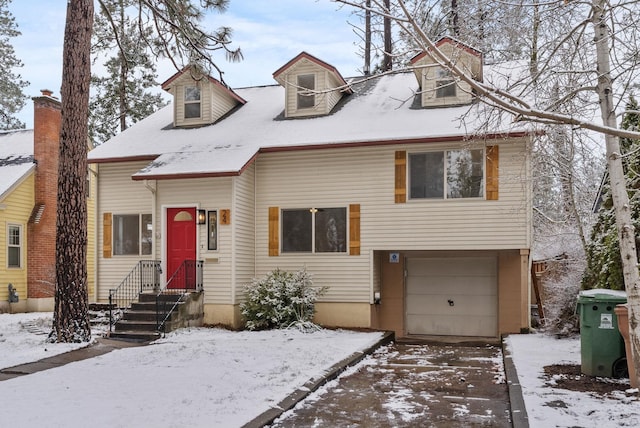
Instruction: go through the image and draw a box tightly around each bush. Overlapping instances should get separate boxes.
[241,268,327,331]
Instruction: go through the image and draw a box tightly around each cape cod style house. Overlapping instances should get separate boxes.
[0,92,97,313]
[89,38,532,338]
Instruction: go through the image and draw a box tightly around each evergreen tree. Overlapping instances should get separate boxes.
[53,0,241,342]
[0,0,28,130]
[582,96,640,290]
[89,0,167,145]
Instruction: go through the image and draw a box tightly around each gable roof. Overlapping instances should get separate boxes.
[410,36,483,64]
[0,129,36,200]
[161,66,247,105]
[272,51,353,95]
[88,64,530,180]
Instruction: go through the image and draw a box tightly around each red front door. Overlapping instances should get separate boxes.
[166,207,197,289]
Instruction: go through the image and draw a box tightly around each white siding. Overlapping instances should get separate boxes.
[255,140,530,303]
[156,178,233,305]
[96,162,155,302]
[284,61,331,118]
[232,164,256,303]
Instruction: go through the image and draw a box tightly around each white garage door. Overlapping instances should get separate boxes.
[406,257,497,337]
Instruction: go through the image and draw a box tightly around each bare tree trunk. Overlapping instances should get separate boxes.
[530,0,539,81]
[364,0,371,75]
[52,0,94,343]
[118,0,127,132]
[592,0,640,385]
[383,0,392,71]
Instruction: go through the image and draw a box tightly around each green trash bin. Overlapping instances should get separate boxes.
[577,290,627,377]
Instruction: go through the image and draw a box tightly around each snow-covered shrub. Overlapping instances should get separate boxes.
[241,268,327,331]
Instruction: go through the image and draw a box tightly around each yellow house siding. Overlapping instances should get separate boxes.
[0,173,34,301]
[255,139,530,303]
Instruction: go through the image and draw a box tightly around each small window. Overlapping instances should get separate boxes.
[8,225,22,268]
[184,86,201,119]
[282,207,347,253]
[297,74,315,109]
[409,149,484,199]
[435,68,456,98]
[113,214,153,256]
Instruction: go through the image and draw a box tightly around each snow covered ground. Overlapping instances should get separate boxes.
[506,334,640,427]
[0,312,638,427]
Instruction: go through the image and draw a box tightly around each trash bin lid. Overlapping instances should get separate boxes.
[577,289,627,304]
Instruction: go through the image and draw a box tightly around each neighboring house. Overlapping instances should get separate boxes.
[0,91,97,313]
[88,38,533,338]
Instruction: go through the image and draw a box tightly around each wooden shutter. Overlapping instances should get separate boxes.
[268,207,279,256]
[349,204,361,256]
[103,212,112,259]
[395,151,407,203]
[486,145,499,200]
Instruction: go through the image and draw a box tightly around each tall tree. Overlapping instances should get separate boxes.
[52,0,241,342]
[333,0,640,386]
[90,0,167,144]
[0,0,28,130]
[52,0,94,342]
[583,97,640,291]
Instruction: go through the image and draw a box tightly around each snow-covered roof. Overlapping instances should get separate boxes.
[89,68,529,179]
[0,129,35,200]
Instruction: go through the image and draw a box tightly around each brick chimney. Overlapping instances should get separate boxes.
[27,89,61,301]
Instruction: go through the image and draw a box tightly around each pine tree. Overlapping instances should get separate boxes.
[89,0,167,145]
[582,96,640,291]
[52,0,241,342]
[0,0,28,130]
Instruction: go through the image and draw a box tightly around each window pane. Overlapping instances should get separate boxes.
[436,79,456,98]
[113,215,140,255]
[410,152,444,199]
[297,74,315,109]
[185,86,200,101]
[184,102,201,119]
[9,226,20,246]
[141,214,153,255]
[282,209,312,252]
[315,208,347,253]
[8,247,20,267]
[447,149,484,198]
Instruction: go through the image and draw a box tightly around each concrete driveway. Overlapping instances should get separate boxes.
[269,339,511,427]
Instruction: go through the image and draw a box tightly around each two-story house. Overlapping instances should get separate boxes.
[0,91,97,313]
[88,38,532,338]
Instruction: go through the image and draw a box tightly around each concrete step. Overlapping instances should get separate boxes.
[108,330,161,342]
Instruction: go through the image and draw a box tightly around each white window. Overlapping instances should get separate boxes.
[282,207,346,253]
[296,74,315,109]
[113,214,153,256]
[409,149,484,199]
[7,224,22,268]
[184,86,201,119]
[435,68,456,98]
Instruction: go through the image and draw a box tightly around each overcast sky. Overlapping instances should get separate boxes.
[9,0,363,128]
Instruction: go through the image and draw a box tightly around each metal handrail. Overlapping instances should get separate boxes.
[155,260,203,333]
[108,260,161,332]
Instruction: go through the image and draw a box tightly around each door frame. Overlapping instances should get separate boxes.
[161,204,202,286]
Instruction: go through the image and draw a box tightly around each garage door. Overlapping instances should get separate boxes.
[406,257,497,337]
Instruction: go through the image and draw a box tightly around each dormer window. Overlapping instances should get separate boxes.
[297,74,315,109]
[184,86,201,119]
[435,68,456,98]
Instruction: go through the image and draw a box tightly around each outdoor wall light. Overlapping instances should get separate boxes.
[197,209,207,225]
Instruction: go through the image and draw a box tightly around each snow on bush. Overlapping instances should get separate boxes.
[241,268,327,331]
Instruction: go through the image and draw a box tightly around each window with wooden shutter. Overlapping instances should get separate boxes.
[395,151,407,203]
[349,204,360,256]
[486,145,499,200]
[103,213,112,259]
[268,207,279,256]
